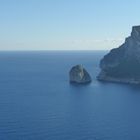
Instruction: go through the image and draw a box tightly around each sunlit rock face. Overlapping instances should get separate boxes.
[69,65,92,84]
[97,26,140,84]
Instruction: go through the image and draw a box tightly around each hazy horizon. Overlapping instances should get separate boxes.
[1,0,140,50]
[0,49,109,51]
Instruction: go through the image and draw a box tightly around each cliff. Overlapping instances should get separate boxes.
[97,26,140,84]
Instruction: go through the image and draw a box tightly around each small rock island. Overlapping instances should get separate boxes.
[69,65,92,84]
[97,25,140,84]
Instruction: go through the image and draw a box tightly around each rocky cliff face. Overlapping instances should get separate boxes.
[97,26,140,84]
[69,65,91,84]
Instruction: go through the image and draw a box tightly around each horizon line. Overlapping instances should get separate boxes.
[0,49,109,51]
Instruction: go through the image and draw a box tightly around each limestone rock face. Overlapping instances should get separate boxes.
[69,65,91,84]
[97,26,140,84]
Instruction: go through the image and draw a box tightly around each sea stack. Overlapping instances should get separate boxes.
[69,65,92,84]
[97,25,140,84]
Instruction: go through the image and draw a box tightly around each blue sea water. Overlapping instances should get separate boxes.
[0,51,140,140]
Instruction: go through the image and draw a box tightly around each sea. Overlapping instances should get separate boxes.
[0,51,140,140]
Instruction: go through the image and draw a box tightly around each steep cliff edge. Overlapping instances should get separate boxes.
[97,26,140,84]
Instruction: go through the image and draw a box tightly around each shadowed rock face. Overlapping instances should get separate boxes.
[97,26,140,84]
[69,65,91,84]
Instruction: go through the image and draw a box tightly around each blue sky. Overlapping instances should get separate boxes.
[0,0,140,50]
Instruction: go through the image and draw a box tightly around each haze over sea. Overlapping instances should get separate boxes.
[0,51,140,140]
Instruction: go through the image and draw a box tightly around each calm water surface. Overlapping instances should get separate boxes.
[0,51,140,140]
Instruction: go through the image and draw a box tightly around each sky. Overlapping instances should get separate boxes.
[0,0,140,50]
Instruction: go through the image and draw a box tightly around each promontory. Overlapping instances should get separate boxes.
[97,25,140,84]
